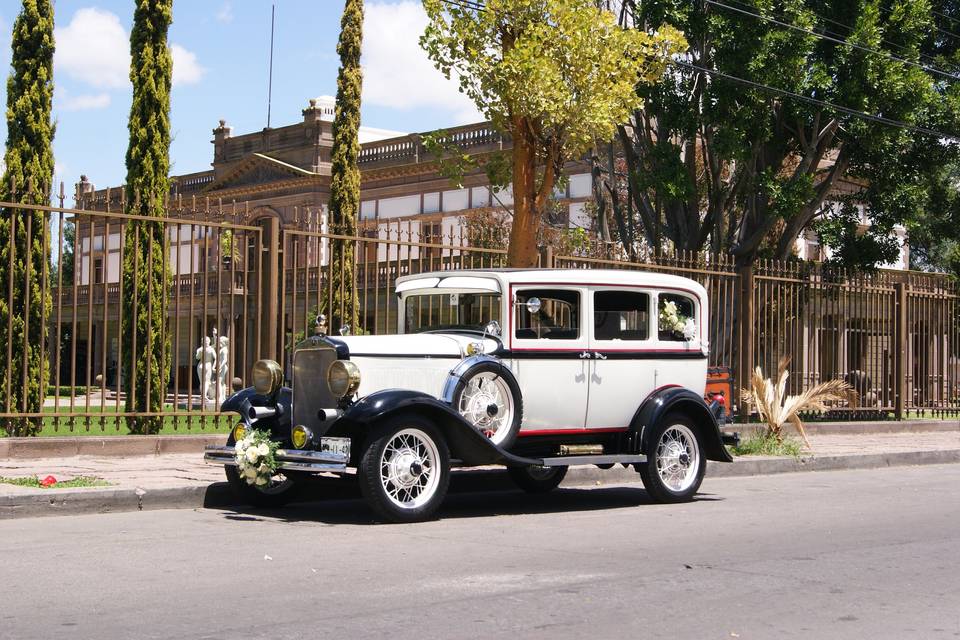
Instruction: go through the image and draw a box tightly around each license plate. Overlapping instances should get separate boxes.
[320,437,351,459]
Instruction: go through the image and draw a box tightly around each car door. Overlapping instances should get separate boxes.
[585,287,657,429]
[508,286,589,433]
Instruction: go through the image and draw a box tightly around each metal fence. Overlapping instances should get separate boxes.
[1,191,957,435]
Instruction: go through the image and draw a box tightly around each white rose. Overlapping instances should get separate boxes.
[234,442,245,453]
[245,447,260,463]
[257,443,270,457]
[258,463,271,474]
[243,466,257,480]
[682,318,697,340]
[255,476,269,486]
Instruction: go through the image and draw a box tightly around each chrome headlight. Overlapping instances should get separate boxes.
[252,359,283,395]
[327,360,361,399]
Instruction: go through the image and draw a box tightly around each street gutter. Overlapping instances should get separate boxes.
[2,447,959,520]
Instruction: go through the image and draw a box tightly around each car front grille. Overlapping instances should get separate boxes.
[292,341,339,435]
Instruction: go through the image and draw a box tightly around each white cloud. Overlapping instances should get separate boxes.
[55,8,129,89]
[55,8,203,91]
[216,2,234,24]
[362,1,482,124]
[171,44,205,86]
[56,87,111,112]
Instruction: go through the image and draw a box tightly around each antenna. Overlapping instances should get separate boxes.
[266,4,276,129]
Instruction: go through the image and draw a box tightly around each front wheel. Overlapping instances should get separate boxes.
[358,415,451,523]
[637,414,705,503]
[224,432,304,508]
[508,465,567,493]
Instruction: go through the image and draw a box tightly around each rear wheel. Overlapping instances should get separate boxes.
[508,465,567,493]
[637,413,705,503]
[358,415,451,523]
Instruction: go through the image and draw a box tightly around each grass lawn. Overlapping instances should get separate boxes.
[1,403,236,437]
[0,475,112,489]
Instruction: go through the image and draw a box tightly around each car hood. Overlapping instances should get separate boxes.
[334,333,498,358]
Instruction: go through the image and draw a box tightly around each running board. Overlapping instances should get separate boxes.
[539,454,646,467]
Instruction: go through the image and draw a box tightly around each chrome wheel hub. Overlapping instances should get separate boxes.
[655,424,700,492]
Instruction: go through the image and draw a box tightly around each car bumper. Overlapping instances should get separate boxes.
[204,445,348,472]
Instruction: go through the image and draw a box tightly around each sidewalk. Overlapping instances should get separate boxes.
[1,430,959,519]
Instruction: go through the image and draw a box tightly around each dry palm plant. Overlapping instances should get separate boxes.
[740,356,851,449]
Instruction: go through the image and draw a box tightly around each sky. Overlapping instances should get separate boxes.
[0,0,482,195]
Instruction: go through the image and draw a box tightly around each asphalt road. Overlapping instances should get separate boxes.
[1,465,958,640]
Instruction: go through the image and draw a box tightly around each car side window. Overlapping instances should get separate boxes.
[593,290,650,341]
[658,293,697,341]
[515,289,580,340]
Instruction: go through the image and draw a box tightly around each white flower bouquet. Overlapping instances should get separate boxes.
[659,300,696,340]
[234,429,280,486]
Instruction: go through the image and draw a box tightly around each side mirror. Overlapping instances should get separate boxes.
[483,320,501,337]
[524,297,541,315]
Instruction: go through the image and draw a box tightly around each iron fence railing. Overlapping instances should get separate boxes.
[1,188,957,435]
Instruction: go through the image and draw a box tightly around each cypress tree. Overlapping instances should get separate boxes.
[328,0,363,332]
[0,0,55,436]
[121,0,172,434]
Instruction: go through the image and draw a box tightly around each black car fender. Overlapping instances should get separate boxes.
[219,386,293,437]
[337,389,536,467]
[629,386,733,462]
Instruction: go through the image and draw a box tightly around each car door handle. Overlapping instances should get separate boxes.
[579,351,592,359]
[593,352,607,360]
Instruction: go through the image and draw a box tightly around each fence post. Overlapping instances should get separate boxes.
[737,265,755,420]
[259,216,281,362]
[894,281,908,420]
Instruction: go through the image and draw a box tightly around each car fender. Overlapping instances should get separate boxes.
[339,389,537,467]
[440,354,517,404]
[220,386,292,435]
[629,386,733,462]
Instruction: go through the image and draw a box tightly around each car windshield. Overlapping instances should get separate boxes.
[404,292,502,334]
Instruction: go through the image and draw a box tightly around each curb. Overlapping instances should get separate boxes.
[2,448,960,520]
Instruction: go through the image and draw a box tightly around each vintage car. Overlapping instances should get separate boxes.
[205,269,737,522]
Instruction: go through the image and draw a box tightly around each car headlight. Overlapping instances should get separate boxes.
[291,424,311,449]
[232,422,247,443]
[252,359,283,395]
[327,360,361,398]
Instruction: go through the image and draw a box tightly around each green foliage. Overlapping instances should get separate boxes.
[0,475,111,489]
[121,0,173,434]
[731,431,804,458]
[328,0,363,331]
[0,0,55,436]
[613,0,960,269]
[421,0,684,266]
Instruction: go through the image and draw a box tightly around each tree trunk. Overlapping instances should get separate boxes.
[507,120,540,267]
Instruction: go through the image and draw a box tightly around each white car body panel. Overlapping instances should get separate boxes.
[342,269,711,436]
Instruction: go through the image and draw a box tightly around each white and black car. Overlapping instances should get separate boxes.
[205,269,737,522]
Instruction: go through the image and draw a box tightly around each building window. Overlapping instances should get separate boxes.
[93,258,104,285]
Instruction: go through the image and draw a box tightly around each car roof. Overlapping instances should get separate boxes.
[395,268,708,299]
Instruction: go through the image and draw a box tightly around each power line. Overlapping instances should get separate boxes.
[673,59,958,141]
[720,0,960,74]
[705,0,960,82]
[437,0,959,141]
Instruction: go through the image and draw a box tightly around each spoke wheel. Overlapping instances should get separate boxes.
[379,428,442,510]
[224,434,303,508]
[637,413,705,503]
[655,424,700,493]
[508,465,567,493]
[359,416,450,523]
[451,363,523,448]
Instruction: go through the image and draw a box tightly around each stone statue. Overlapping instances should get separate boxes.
[216,335,230,403]
[195,336,217,407]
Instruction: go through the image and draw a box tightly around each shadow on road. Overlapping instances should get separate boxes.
[202,469,723,525]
